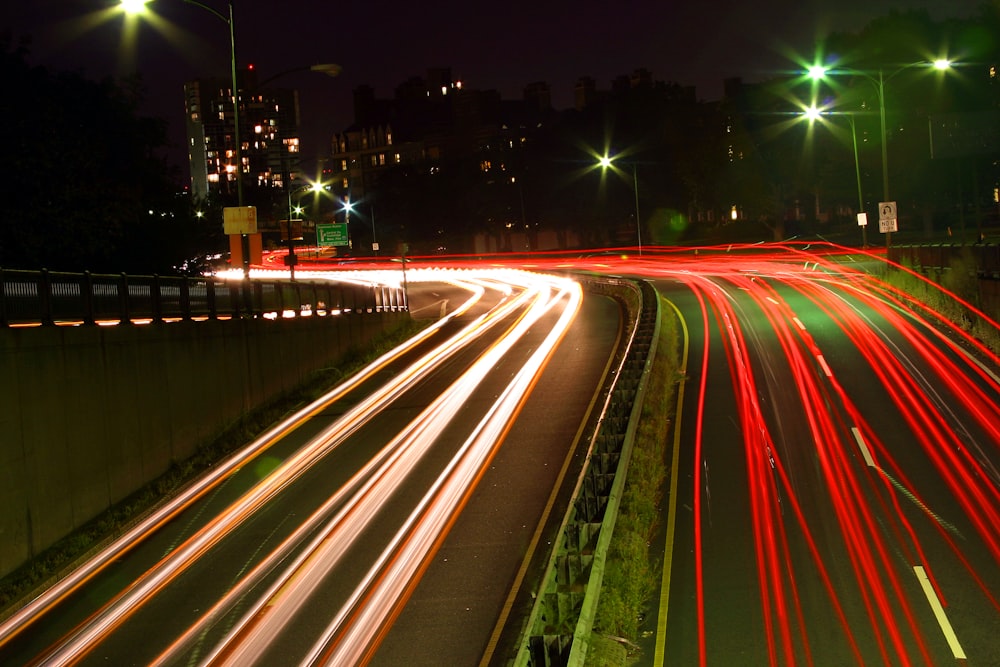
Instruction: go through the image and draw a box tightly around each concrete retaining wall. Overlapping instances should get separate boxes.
[0,311,409,578]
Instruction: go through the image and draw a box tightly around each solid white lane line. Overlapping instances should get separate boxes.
[851,427,875,468]
[817,354,833,377]
[913,565,966,660]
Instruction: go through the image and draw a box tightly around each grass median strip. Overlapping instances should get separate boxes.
[587,294,682,666]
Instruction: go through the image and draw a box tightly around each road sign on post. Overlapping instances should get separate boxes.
[223,206,258,234]
[878,201,898,233]
[317,223,350,247]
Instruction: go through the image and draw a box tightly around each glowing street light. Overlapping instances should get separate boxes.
[121,0,250,274]
[597,153,642,256]
[800,105,868,247]
[807,59,953,246]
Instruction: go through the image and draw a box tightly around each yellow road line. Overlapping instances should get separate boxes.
[653,296,690,666]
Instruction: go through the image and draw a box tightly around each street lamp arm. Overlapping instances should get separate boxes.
[182,0,229,24]
[256,63,342,89]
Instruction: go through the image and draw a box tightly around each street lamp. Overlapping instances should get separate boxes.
[808,59,953,246]
[598,153,642,256]
[121,0,249,275]
[342,198,355,251]
[801,104,868,247]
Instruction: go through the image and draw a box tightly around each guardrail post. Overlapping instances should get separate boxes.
[40,269,54,326]
[119,273,130,325]
[180,276,192,321]
[242,278,253,318]
[81,271,95,325]
[206,279,218,320]
[0,267,7,327]
[253,281,263,317]
[292,281,302,316]
[151,274,163,323]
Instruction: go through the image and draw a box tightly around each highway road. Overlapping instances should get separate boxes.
[0,268,623,666]
[5,243,998,666]
[632,246,1000,666]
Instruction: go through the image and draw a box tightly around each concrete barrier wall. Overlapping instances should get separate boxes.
[0,311,409,578]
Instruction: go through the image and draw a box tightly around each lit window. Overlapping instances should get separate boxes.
[341,159,348,171]
[395,153,401,163]
[254,125,263,134]
[379,153,385,165]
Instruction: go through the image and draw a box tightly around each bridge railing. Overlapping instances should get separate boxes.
[0,269,407,327]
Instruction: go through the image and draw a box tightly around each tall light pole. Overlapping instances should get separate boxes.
[808,59,952,247]
[802,104,867,247]
[848,114,867,248]
[598,154,643,256]
[121,0,249,274]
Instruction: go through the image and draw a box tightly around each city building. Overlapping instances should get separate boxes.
[184,65,302,202]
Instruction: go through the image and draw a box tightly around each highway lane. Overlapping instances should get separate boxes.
[0,268,623,666]
[373,283,622,667]
[637,246,1000,666]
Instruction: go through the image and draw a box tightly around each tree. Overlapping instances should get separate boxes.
[0,36,212,274]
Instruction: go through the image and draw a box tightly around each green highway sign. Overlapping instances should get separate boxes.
[317,223,349,247]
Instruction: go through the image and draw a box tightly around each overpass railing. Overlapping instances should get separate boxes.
[0,269,407,327]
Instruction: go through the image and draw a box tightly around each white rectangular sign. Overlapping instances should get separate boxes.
[223,206,258,235]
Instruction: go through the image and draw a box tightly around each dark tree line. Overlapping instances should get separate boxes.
[358,7,999,252]
[3,6,997,271]
[0,36,221,274]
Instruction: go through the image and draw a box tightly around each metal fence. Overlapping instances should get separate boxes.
[0,269,407,327]
[889,242,1000,278]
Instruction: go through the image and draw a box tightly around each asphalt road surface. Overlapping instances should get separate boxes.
[633,247,1000,666]
[0,268,623,666]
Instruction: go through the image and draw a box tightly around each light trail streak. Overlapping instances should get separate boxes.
[0,271,492,654]
[37,274,539,665]
[632,243,999,665]
[7,267,584,666]
[189,277,579,666]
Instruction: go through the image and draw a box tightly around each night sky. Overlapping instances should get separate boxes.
[5,0,989,171]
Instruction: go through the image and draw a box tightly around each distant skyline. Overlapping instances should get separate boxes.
[5,0,992,171]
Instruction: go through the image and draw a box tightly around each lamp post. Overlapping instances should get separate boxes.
[598,154,643,256]
[342,198,354,251]
[120,0,249,275]
[808,59,952,247]
[802,105,867,247]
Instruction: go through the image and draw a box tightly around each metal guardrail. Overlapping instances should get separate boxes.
[889,242,1000,278]
[0,268,407,327]
[515,278,659,666]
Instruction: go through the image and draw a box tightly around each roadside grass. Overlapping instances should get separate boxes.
[587,295,682,666]
[0,318,428,615]
[884,253,1000,355]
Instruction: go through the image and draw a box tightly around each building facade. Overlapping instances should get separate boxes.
[184,66,302,202]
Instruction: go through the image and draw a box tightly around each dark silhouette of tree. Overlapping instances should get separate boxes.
[0,36,217,274]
